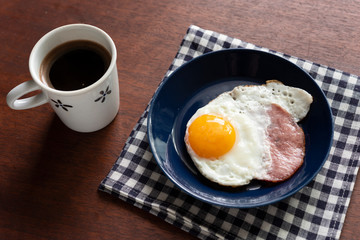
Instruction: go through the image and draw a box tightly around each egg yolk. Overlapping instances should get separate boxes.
[187,114,236,159]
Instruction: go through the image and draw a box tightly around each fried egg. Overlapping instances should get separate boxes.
[184,80,313,187]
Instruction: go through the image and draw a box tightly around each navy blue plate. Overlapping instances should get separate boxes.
[147,49,333,208]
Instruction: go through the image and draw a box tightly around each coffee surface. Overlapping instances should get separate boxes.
[40,40,111,91]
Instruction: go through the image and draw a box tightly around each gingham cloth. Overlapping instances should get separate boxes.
[99,25,360,240]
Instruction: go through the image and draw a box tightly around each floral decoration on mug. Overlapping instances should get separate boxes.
[95,86,111,103]
[51,99,73,111]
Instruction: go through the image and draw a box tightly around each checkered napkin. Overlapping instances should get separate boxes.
[99,25,360,240]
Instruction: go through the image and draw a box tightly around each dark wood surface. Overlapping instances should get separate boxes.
[1,0,360,239]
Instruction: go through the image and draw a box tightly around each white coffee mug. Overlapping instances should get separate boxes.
[6,24,120,132]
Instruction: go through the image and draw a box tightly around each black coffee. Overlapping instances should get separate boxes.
[40,40,111,91]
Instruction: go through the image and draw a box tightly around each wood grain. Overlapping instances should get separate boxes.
[1,0,359,239]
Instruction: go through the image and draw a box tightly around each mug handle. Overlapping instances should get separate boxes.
[7,80,48,110]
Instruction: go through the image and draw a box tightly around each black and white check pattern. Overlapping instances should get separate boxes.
[99,25,360,240]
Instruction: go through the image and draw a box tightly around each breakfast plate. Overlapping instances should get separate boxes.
[147,49,333,208]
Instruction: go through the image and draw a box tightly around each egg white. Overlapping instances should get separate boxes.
[185,93,272,186]
[184,80,313,187]
[230,80,313,122]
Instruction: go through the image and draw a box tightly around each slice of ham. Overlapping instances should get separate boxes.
[258,104,305,182]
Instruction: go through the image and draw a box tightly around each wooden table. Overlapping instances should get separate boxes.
[1,1,360,239]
